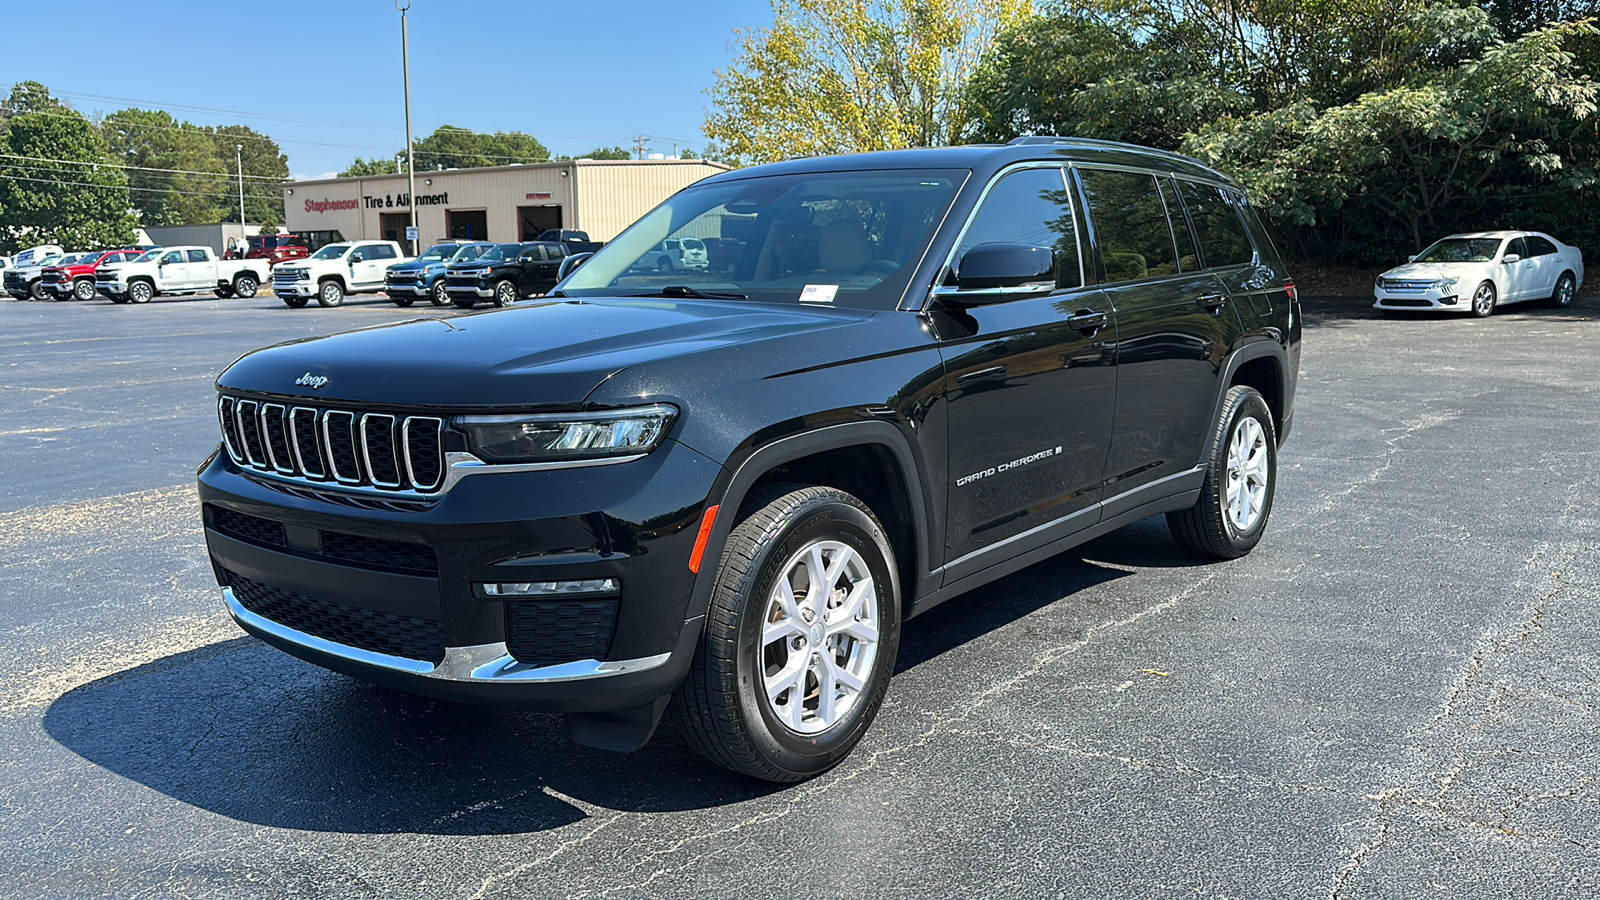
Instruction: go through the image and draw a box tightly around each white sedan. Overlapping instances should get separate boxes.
[1373,231,1584,317]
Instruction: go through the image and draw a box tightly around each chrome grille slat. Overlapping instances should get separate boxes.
[217,395,444,495]
[260,404,295,474]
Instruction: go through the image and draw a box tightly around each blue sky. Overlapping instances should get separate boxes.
[2,0,772,179]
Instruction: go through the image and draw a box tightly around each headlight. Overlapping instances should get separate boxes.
[1434,276,1459,289]
[455,404,678,463]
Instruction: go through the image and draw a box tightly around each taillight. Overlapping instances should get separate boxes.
[1284,280,1297,302]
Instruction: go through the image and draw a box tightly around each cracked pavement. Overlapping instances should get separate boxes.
[0,292,1596,897]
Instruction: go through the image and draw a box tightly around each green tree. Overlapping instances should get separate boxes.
[339,155,401,177]
[0,110,136,252]
[411,125,550,170]
[101,108,230,226]
[208,124,288,224]
[706,0,1034,165]
[579,146,632,160]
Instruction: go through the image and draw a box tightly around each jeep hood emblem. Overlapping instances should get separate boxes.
[295,372,330,389]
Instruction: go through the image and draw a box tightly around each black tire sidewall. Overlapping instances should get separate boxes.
[393,294,414,307]
[494,281,515,307]
[74,280,96,301]
[1473,281,1496,317]
[318,281,343,307]
[235,276,258,298]
[430,281,449,306]
[728,497,900,776]
[1216,390,1277,549]
[1555,273,1576,308]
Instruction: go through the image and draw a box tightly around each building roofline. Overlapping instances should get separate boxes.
[283,157,730,189]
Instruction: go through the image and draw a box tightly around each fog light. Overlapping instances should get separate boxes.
[479,578,619,597]
[1440,295,1457,305]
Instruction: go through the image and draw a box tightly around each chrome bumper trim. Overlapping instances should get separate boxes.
[225,587,671,683]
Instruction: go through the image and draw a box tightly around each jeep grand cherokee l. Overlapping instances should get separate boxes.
[198,138,1301,782]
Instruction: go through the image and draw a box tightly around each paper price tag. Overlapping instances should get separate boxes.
[800,284,838,305]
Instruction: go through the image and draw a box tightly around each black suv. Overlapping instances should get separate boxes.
[444,241,567,308]
[198,138,1300,782]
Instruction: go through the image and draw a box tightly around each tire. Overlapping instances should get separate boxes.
[1167,385,1278,559]
[128,280,154,304]
[317,280,344,307]
[1550,272,1577,308]
[28,280,46,301]
[233,274,259,298]
[392,293,415,308]
[282,295,309,308]
[656,256,672,273]
[1470,280,1496,317]
[214,285,235,299]
[672,485,901,783]
[430,279,449,306]
[109,293,129,305]
[73,279,97,301]
[492,279,517,307]
[452,295,475,310]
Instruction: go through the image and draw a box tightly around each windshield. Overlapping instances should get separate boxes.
[310,244,350,261]
[477,243,522,262]
[559,169,964,309]
[1415,238,1504,264]
[133,249,162,263]
[450,244,490,263]
[416,244,456,263]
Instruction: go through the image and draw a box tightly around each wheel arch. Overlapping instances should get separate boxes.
[1213,341,1287,449]
[690,422,931,624]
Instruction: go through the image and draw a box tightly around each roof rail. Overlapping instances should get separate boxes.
[1005,134,1213,169]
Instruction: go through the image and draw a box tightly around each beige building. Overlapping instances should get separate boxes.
[282,158,729,249]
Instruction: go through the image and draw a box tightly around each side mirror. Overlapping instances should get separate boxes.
[954,243,1055,292]
[1502,253,1521,264]
[349,253,365,263]
[1407,255,1418,263]
[557,252,594,281]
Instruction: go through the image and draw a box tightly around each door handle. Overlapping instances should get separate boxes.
[1198,293,1226,313]
[1065,309,1107,335]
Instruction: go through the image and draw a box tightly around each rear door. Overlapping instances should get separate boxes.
[936,164,1116,574]
[185,249,213,289]
[1520,235,1562,299]
[1080,167,1242,505]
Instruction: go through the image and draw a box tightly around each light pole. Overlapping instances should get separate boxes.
[398,0,418,255]
[236,143,246,257]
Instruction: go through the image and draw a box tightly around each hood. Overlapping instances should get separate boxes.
[1380,261,1484,281]
[387,259,441,272]
[217,297,872,408]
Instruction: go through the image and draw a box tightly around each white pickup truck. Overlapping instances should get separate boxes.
[270,240,410,308]
[96,246,272,304]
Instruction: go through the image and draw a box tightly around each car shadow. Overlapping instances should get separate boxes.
[42,518,1203,834]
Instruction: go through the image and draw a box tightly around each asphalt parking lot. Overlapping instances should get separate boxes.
[2,290,1597,898]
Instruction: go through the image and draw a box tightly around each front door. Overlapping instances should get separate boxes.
[937,165,1116,574]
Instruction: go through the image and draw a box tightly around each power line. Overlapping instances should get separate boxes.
[0,165,283,203]
[0,152,287,182]
[2,86,396,132]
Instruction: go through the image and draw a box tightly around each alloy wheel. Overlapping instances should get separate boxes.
[1225,416,1269,532]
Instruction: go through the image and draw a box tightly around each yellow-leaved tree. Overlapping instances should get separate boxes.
[706,0,1034,165]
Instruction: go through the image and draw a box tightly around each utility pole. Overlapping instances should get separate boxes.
[398,0,418,255]
[236,144,246,255]
[633,135,649,160]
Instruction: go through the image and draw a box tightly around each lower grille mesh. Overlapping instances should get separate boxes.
[227,570,445,664]
[505,599,618,667]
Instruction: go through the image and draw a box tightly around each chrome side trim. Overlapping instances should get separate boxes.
[225,588,670,683]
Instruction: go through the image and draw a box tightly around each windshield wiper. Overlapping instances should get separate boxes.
[651,284,749,301]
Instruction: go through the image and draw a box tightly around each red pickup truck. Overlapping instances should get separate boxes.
[42,249,145,301]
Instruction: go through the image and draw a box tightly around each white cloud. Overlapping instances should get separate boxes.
[289,171,340,182]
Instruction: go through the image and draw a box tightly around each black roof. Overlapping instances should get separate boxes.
[697,137,1238,190]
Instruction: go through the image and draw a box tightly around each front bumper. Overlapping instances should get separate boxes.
[197,438,721,713]
[1373,287,1466,312]
[446,282,496,298]
[385,281,431,297]
[274,281,316,298]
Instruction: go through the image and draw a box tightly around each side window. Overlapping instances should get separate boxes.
[955,166,1082,290]
[1078,169,1179,281]
[1507,237,1528,259]
[1176,180,1254,268]
[1157,178,1199,272]
[1525,236,1557,257]
[187,249,208,263]
[161,251,183,265]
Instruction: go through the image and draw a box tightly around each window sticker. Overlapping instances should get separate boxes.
[800,284,838,305]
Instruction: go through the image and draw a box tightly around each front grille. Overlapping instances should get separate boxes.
[4,273,23,290]
[319,532,438,575]
[218,396,446,495]
[272,270,306,288]
[445,273,482,289]
[96,271,116,283]
[1381,279,1434,292]
[227,569,445,663]
[42,271,67,284]
[505,599,618,667]
[212,507,288,547]
[206,505,438,575]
